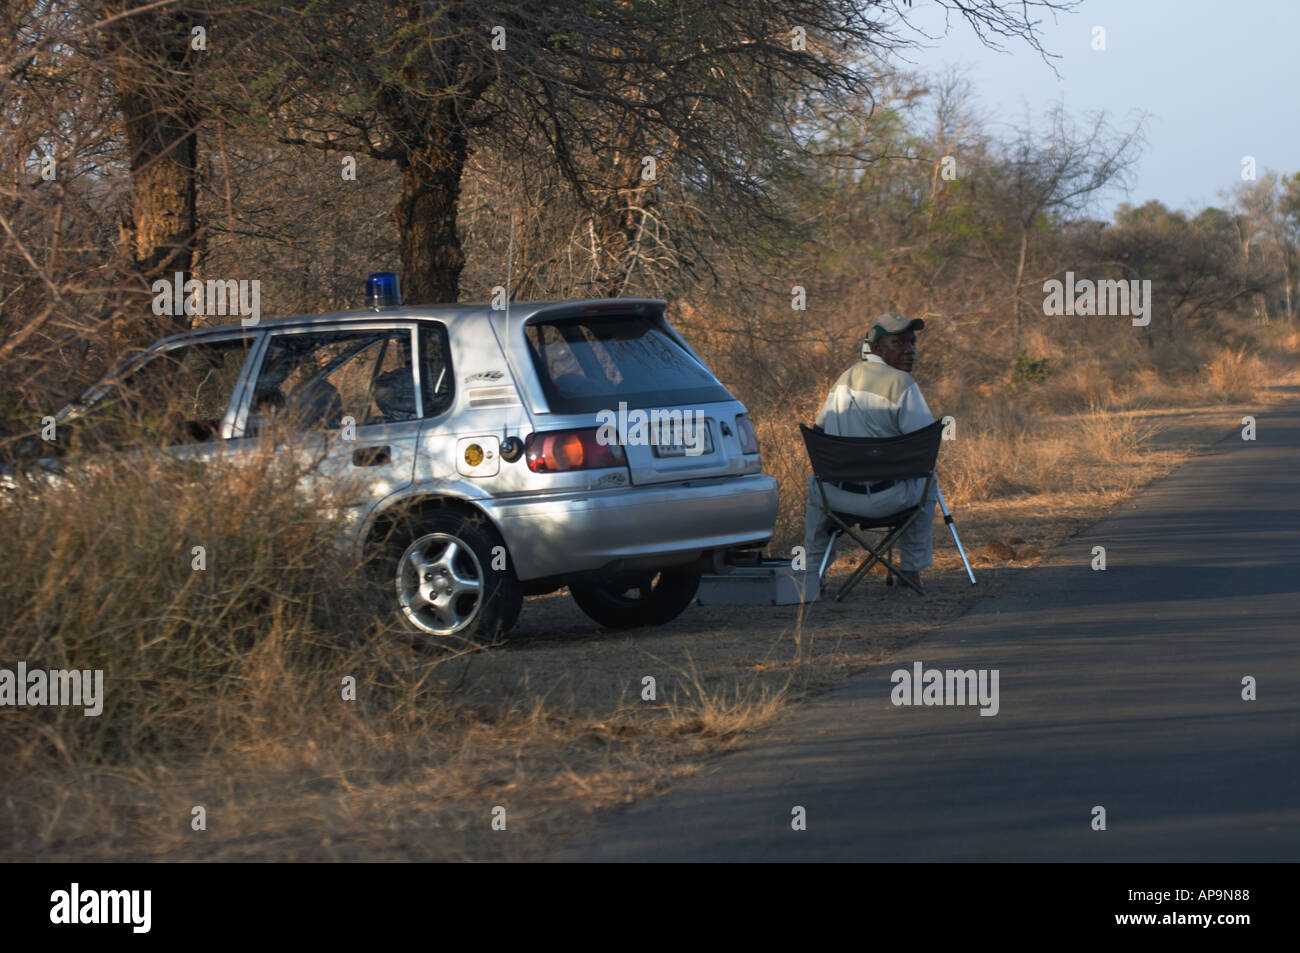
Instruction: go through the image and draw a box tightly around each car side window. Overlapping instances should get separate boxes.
[74,337,252,448]
[419,322,454,418]
[249,328,417,436]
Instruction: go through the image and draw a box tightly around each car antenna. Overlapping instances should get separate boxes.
[504,212,512,444]
[499,212,532,463]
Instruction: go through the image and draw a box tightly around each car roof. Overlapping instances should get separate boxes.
[150,298,669,347]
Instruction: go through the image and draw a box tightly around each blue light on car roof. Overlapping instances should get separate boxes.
[366,272,401,309]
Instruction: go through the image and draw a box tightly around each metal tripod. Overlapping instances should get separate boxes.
[936,483,976,584]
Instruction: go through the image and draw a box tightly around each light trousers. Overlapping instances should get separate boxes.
[803,475,937,574]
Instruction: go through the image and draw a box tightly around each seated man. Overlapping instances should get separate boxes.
[804,312,938,594]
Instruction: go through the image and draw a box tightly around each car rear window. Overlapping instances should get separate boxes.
[525,314,730,413]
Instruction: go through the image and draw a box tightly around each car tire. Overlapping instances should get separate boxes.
[385,511,522,646]
[569,570,701,629]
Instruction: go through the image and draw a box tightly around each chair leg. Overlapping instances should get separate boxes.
[863,548,924,595]
[875,533,926,593]
[835,551,880,601]
[828,518,875,600]
[837,531,902,600]
[836,516,922,601]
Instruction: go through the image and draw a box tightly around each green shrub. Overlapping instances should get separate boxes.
[1008,350,1050,392]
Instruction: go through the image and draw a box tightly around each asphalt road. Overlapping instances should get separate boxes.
[559,404,1300,861]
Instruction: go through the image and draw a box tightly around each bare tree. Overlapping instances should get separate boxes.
[251,0,1075,303]
[1233,172,1299,322]
[988,104,1143,332]
[0,0,132,412]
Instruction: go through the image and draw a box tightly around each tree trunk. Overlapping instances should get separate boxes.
[394,124,469,304]
[1013,227,1029,334]
[1280,246,1293,323]
[108,7,202,341]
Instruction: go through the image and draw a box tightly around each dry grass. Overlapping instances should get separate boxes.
[1204,345,1268,401]
[0,437,811,860]
[0,442,453,856]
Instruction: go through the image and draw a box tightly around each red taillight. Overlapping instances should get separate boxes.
[555,432,585,469]
[736,414,760,455]
[525,428,627,473]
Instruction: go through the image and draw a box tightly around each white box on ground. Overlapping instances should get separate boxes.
[696,560,819,606]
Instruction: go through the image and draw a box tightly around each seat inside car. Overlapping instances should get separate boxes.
[370,366,416,423]
[286,378,344,430]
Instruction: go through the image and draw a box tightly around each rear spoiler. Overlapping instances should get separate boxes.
[507,298,707,368]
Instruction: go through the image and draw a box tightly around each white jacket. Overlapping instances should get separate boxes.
[814,354,935,438]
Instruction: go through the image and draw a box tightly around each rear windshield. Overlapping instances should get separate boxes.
[525,314,731,413]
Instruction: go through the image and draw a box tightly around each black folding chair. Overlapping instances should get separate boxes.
[800,419,944,599]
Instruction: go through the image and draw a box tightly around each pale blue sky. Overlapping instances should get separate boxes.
[896,0,1298,219]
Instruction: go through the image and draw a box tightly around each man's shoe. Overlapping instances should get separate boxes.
[898,570,926,595]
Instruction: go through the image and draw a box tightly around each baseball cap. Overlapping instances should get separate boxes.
[867,312,925,344]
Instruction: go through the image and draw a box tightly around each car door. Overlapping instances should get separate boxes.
[56,332,259,465]
[232,322,423,525]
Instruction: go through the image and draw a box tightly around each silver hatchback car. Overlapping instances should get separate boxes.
[48,292,778,643]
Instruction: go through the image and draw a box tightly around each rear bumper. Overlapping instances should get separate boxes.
[484,474,778,581]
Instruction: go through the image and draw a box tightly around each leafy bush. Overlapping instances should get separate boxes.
[1008,350,1050,392]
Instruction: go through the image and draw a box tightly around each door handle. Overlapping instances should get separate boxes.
[352,445,391,467]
